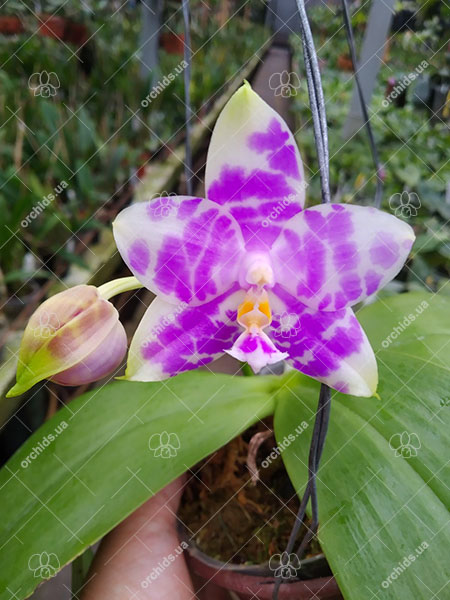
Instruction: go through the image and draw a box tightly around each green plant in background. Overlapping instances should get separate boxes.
[291,2,449,296]
[0,0,266,296]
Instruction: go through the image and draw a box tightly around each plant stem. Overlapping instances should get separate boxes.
[97,276,144,300]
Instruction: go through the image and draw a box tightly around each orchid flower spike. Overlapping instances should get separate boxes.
[113,82,415,397]
[7,285,128,397]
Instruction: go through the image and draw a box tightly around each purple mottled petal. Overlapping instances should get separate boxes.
[271,204,415,311]
[205,82,305,251]
[125,286,245,381]
[113,196,245,306]
[269,285,377,397]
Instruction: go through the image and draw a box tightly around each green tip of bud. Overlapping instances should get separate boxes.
[5,383,25,398]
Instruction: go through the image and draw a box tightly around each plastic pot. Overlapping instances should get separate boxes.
[38,15,66,40]
[0,16,25,34]
[184,540,343,600]
[159,32,185,55]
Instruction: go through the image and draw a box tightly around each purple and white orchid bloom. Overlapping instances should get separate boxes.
[113,82,415,397]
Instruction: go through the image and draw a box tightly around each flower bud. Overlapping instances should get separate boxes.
[7,285,127,397]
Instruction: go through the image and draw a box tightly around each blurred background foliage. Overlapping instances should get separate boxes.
[292,0,449,296]
[0,0,448,300]
[0,0,266,296]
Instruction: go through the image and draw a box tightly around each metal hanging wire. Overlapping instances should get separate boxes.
[182,0,193,196]
[341,0,383,208]
[272,1,332,597]
[274,3,383,598]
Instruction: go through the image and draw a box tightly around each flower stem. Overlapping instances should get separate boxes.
[97,276,144,300]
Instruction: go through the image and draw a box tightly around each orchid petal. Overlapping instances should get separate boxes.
[269,286,377,397]
[124,286,244,381]
[271,204,415,311]
[205,82,305,251]
[113,196,245,306]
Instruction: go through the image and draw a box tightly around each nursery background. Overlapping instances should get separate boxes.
[0,1,449,599]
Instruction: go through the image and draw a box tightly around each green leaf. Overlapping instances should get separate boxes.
[275,292,450,600]
[0,372,276,600]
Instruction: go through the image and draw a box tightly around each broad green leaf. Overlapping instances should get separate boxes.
[0,372,276,600]
[275,292,450,600]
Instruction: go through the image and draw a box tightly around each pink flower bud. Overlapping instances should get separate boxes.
[7,285,127,397]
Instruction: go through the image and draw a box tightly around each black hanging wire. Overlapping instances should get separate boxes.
[272,1,332,598]
[182,0,193,195]
[295,0,331,203]
[341,0,383,208]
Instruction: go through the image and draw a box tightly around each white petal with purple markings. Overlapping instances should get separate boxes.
[113,196,245,306]
[124,287,245,381]
[271,204,415,311]
[205,82,306,251]
[269,285,377,397]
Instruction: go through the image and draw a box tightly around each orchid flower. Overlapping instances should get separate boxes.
[113,82,415,397]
